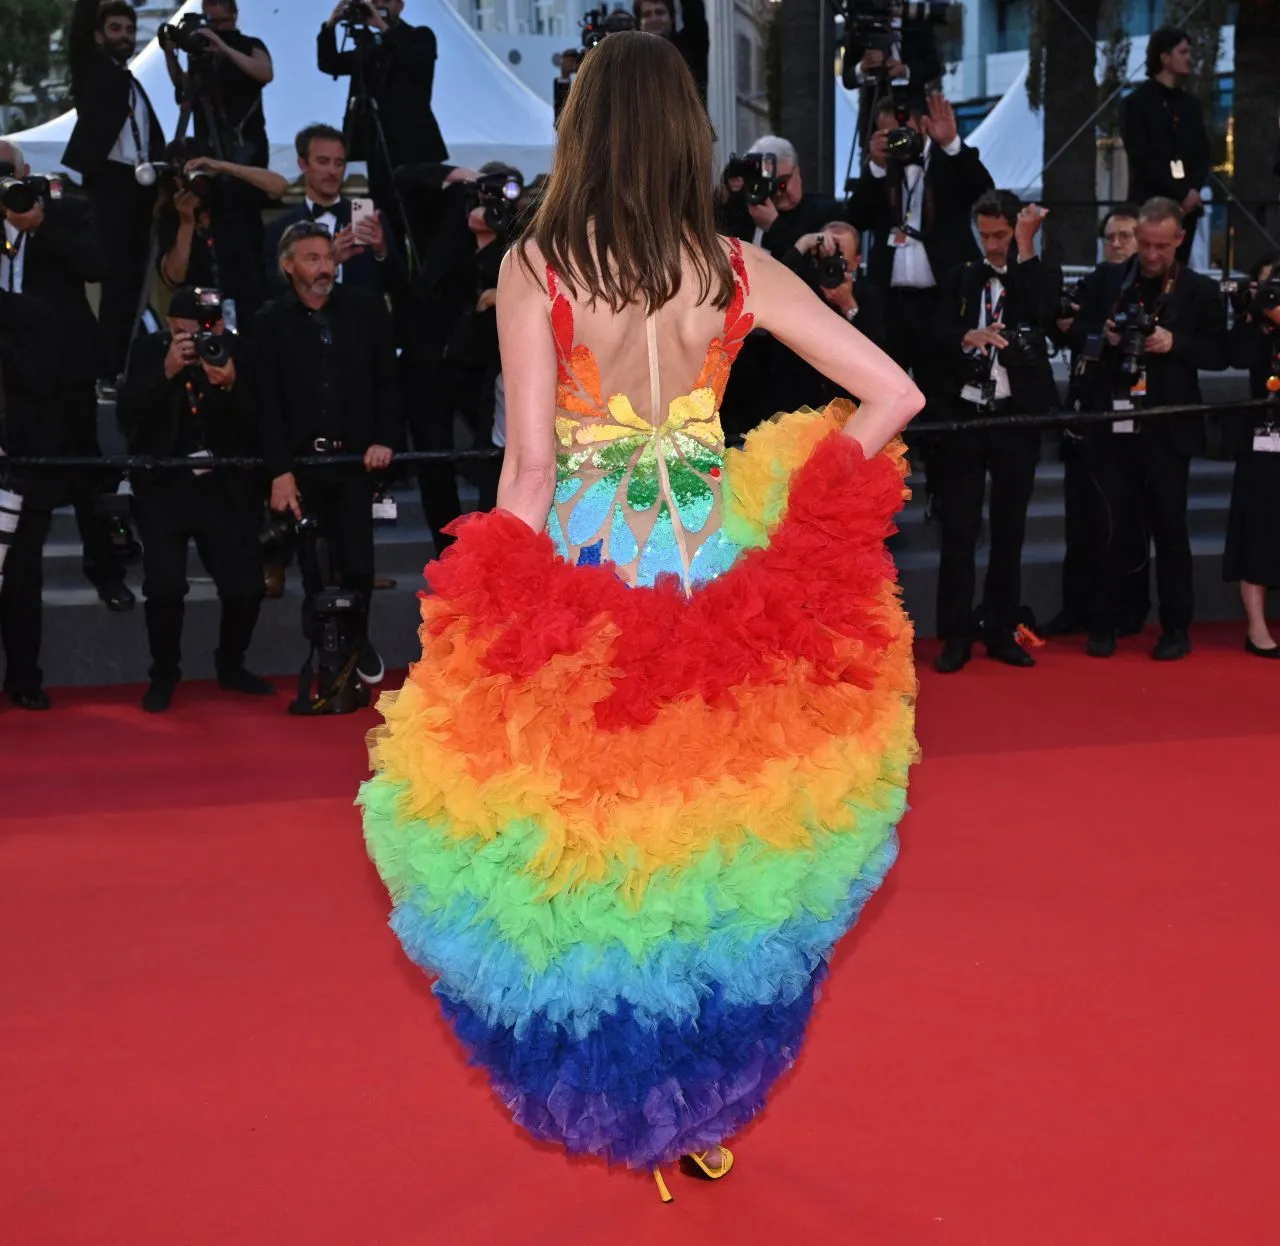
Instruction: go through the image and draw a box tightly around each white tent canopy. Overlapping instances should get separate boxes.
[2,0,557,180]
[965,65,1043,197]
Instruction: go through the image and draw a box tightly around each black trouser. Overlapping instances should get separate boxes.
[1082,432,1193,633]
[885,287,947,496]
[61,382,127,589]
[295,466,375,603]
[83,164,156,380]
[935,416,1041,642]
[132,472,264,681]
[402,355,462,552]
[0,505,53,695]
[1060,433,1151,629]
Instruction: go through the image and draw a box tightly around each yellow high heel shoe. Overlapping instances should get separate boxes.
[651,1147,735,1202]
[681,1147,735,1181]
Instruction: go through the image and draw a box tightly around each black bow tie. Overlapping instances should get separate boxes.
[982,264,1007,284]
[309,200,339,220]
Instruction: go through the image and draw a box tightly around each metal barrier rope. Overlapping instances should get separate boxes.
[2,398,1274,470]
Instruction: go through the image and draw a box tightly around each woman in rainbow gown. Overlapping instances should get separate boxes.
[358,31,924,1201]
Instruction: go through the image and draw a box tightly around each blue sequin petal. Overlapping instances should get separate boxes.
[577,540,603,567]
[608,505,638,567]
[635,503,685,587]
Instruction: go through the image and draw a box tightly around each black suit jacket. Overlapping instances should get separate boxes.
[1069,257,1229,456]
[262,199,406,300]
[1119,79,1211,204]
[0,196,104,410]
[63,0,165,176]
[850,143,994,289]
[249,286,400,478]
[317,20,447,167]
[933,254,1061,416]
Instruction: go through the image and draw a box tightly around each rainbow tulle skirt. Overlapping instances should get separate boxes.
[358,405,919,1168]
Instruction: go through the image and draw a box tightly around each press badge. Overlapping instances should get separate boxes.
[1253,427,1280,453]
[1113,398,1135,433]
[372,493,398,521]
[1170,158,1186,180]
[189,449,213,476]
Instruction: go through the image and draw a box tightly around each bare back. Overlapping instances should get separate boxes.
[542,237,752,591]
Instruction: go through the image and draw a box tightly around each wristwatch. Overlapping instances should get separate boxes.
[844,306,859,324]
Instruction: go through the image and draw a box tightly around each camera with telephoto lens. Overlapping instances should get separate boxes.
[190,287,233,369]
[813,238,850,290]
[1112,302,1156,382]
[0,167,58,215]
[259,507,321,564]
[580,7,635,53]
[724,152,780,206]
[465,171,525,237]
[998,324,1046,369]
[158,11,211,55]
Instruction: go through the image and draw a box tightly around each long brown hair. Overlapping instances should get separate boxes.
[522,31,735,313]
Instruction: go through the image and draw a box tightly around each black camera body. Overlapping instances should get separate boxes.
[159,11,211,55]
[188,287,233,369]
[259,508,321,565]
[1113,302,1156,382]
[1058,277,1083,321]
[0,173,56,215]
[885,123,925,163]
[998,324,1046,370]
[465,171,525,237]
[581,7,636,53]
[724,152,780,206]
[339,1,388,26]
[818,251,850,290]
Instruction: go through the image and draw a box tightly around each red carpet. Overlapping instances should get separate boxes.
[3,624,1279,1245]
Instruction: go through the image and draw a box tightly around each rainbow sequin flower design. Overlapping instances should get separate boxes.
[546,241,754,590]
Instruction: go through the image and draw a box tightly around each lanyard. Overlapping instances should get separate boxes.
[123,73,145,162]
[2,232,23,292]
[981,278,1005,350]
[900,165,922,229]
[1134,262,1180,325]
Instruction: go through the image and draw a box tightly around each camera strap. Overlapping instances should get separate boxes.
[1,231,25,293]
[981,279,1006,348]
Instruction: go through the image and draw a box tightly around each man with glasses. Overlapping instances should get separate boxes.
[251,222,399,686]
[1046,204,1143,637]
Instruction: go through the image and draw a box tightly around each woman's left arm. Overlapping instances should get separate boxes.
[495,247,558,530]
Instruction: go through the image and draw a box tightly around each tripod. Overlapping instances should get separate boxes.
[339,21,420,276]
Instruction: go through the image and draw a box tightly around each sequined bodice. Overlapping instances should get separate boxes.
[546,240,754,593]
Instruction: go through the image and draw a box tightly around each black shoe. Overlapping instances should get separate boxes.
[1042,611,1085,638]
[98,581,136,612]
[986,639,1036,668]
[216,665,275,696]
[1086,630,1117,658]
[1245,638,1280,659]
[356,639,385,686]
[1152,629,1191,662]
[934,640,972,674]
[7,687,50,711]
[141,678,176,713]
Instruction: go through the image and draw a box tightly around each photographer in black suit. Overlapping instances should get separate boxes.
[1069,197,1228,661]
[931,192,1060,674]
[0,160,133,709]
[64,0,166,387]
[262,125,403,299]
[318,0,448,218]
[778,222,887,409]
[252,222,399,683]
[633,0,709,99]
[850,93,993,507]
[117,287,271,713]
[1119,27,1210,267]
[156,144,287,326]
[842,12,942,145]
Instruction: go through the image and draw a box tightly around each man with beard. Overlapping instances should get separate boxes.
[64,0,166,390]
[251,222,399,687]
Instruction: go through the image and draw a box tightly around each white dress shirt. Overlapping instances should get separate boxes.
[0,221,26,294]
[869,135,963,289]
[107,77,151,167]
[960,265,1013,406]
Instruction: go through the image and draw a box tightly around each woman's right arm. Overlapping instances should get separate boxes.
[494,247,559,531]
[744,243,924,455]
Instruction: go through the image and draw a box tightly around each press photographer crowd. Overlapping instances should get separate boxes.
[1,3,1279,717]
